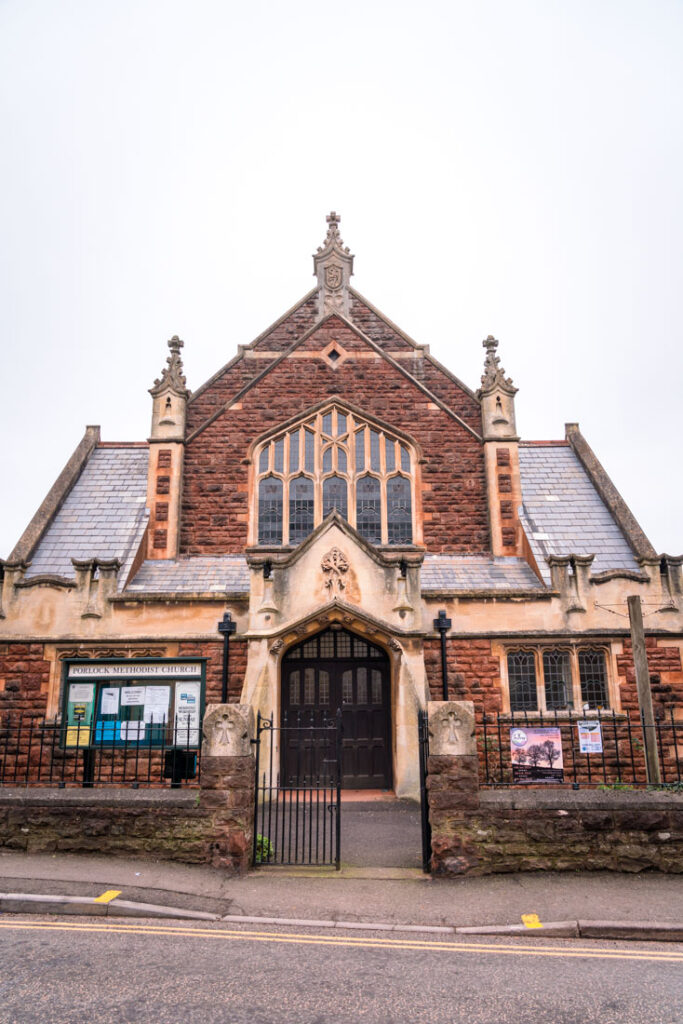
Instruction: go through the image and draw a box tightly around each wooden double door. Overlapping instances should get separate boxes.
[281,629,392,789]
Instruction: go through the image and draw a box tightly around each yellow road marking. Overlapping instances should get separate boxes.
[521,913,543,929]
[93,890,122,904]
[0,919,680,964]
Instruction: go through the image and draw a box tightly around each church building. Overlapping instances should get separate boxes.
[1,214,681,797]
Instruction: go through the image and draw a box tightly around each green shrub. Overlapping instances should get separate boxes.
[255,833,275,863]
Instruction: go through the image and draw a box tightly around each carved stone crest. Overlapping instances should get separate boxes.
[321,547,349,593]
[427,700,476,756]
[269,638,284,655]
[325,263,343,290]
[202,704,253,757]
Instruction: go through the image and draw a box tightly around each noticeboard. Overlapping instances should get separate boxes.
[62,660,205,749]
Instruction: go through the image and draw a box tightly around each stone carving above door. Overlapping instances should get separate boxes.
[321,547,349,593]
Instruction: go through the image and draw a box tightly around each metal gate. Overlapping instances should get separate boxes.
[252,710,341,869]
[417,709,431,873]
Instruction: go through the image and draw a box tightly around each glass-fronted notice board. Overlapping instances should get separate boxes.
[62,660,205,749]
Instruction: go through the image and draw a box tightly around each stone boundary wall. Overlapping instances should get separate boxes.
[0,777,254,875]
[426,699,683,877]
[429,783,683,877]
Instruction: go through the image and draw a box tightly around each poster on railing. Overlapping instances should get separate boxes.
[577,720,603,754]
[510,726,564,783]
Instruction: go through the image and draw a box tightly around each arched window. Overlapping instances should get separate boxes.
[323,476,348,519]
[387,475,412,544]
[253,405,417,547]
[356,475,381,544]
[258,476,283,545]
[289,475,314,545]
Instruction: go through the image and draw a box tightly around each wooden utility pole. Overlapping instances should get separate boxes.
[627,595,661,785]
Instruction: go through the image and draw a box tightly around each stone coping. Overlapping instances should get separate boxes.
[0,788,199,808]
[479,789,683,811]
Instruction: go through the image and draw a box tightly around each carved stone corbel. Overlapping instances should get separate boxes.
[72,558,101,619]
[547,554,593,613]
[2,560,29,615]
[97,558,121,605]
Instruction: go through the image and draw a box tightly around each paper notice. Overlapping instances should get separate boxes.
[577,720,603,754]
[120,721,146,741]
[100,688,120,715]
[143,686,170,724]
[120,686,146,707]
[69,683,94,704]
[174,682,200,745]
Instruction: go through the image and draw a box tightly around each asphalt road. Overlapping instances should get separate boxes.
[1,917,682,1024]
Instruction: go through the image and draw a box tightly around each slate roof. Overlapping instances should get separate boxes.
[126,557,250,593]
[26,448,149,589]
[421,555,544,592]
[23,441,642,598]
[518,444,640,583]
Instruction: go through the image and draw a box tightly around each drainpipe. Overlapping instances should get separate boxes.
[433,610,452,701]
[218,612,237,703]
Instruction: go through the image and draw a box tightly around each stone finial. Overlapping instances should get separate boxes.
[149,336,190,398]
[477,336,519,440]
[149,335,189,442]
[202,704,254,757]
[478,336,517,397]
[427,700,476,756]
[313,212,354,318]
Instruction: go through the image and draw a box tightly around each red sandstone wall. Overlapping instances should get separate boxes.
[177,639,247,704]
[616,638,683,714]
[181,316,489,555]
[0,644,50,718]
[424,638,503,713]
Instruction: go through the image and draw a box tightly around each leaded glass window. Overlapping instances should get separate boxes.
[578,650,609,708]
[542,651,572,710]
[254,405,417,546]
[387,475,412,544]
[289,475,314,545]
[258,476,283,544]
[356,475,381,544]
[508,651,538,711]
[323,476,348,519]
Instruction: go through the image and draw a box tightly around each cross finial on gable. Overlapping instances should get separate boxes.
[478,334,517,397]
[150,334,189,397]
[313,211,354,319]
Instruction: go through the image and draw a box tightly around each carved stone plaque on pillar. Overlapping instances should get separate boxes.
[427,701,476,756]
[202,704,254,757]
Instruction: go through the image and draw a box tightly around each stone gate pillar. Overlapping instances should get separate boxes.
[200,704,255,873]
[426,700,480,875]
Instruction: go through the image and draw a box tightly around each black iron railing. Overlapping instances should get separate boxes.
[0,714,200,788]
[253,710,341,868]
[480,708,682,788]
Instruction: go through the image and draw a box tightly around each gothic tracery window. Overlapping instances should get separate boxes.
[255,405,416,547]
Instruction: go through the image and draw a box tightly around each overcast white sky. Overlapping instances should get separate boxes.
[0,0,681,557]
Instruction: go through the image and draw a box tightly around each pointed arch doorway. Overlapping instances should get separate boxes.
[281,627,393,789]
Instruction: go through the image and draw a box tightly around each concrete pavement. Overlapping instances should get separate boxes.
[1,849,682,939]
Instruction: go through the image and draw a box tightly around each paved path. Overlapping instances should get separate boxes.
[1,849,682,931]
[340,799,422,868]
